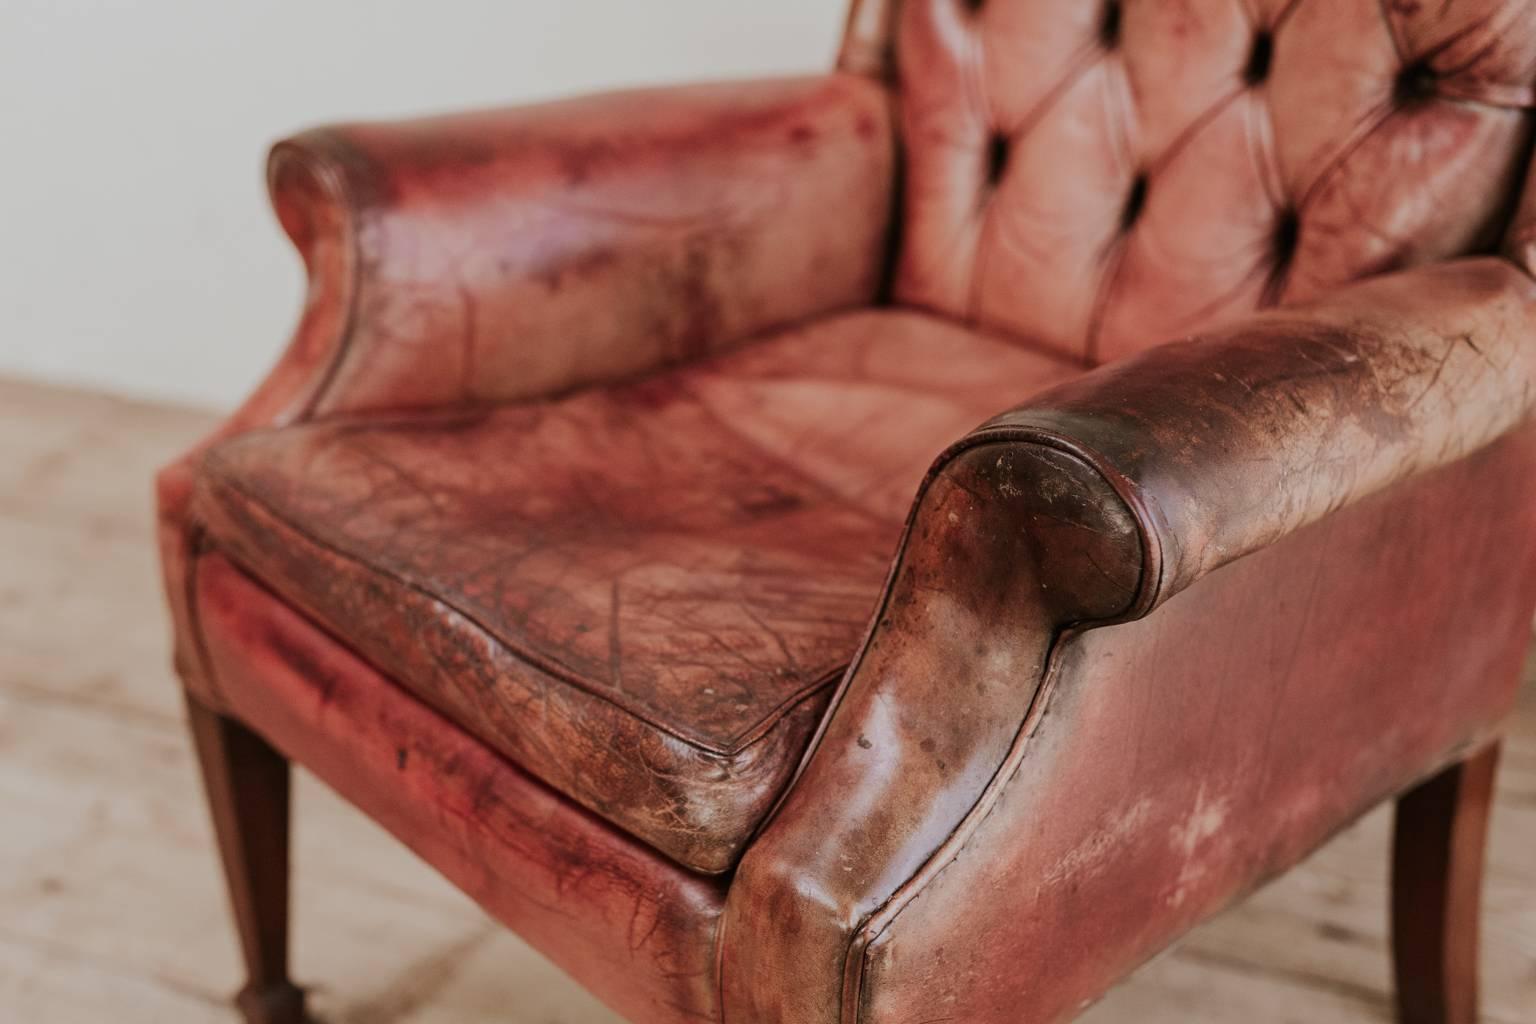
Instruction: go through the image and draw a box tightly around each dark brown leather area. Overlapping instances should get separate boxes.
[190,309,1079,872]
[853,425,1536,1024]
[989,257,1536,607]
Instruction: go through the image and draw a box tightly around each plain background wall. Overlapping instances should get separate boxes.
[0,0,843,409]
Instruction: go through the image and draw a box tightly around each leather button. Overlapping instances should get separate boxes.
[1395,59,1438,105]
[1273,208,1301,267]
[1098,0,1122,48]
[986,133,1010,187]
[1244,31,1274,86]
[1120,174,1149,231]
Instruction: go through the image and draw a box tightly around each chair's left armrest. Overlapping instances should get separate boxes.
[240,73,895,430]
[721,256,1536,1022]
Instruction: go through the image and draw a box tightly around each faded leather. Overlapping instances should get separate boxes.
[190,311,1078,873]
[157,2,1536,1022]
[247,74,894,428]
[193,553,728,1024]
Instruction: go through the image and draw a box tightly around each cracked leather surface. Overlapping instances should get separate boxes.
[191,309,1079,873]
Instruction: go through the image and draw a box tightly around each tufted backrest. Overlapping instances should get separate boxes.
[845,0,1536,364]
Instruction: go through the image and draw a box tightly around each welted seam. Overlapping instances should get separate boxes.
[812,430,1162,1024]
[268,136,367,422]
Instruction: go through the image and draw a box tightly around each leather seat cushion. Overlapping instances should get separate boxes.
[191,308,1080,872]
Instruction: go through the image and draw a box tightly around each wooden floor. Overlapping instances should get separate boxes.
[0,375,1532,1024]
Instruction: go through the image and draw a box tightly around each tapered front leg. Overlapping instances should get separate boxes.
[1391,742,1500,1024]
[186,694,306,1024]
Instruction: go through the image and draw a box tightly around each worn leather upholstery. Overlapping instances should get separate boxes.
[159,3,1536,1022]
[190,310,1077,872]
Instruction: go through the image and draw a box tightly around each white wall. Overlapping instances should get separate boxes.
[0,1,843,409]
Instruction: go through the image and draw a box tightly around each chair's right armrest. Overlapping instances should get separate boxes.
[720,257,1536,1023]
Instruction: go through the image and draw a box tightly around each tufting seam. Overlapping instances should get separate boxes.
[965,38,1105,324]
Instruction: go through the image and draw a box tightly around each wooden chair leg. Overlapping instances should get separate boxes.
[186,694,308,1024]
[1391,741,1500,1024]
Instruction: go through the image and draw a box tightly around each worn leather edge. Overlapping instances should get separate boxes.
[720,433,1148,1022]
[840,629,1084,1022]
[769,428,1158,818]
[829,430,1156,1023]
[839,0,901,78]
[841,422,1536,1021]
[204,133,367,436]
[263,132,367,422]
[833,431,1527,1021]
[983,257,1536,610]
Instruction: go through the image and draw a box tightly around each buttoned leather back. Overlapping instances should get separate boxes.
[850,0,1536,363]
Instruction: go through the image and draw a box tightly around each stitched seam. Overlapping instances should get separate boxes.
[269,135,367,420]
[673,374,916,530]
[845,628,1081,1023]
[798,432,1157,1024]
[179,528,232,708]
[888,297,1094,366]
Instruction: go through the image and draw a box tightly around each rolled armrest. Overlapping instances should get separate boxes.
[238,74,895,428]
[987,256,1536,610]
[722,256,1536,1022]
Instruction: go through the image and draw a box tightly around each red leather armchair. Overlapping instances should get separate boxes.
[159,2,1536,1022]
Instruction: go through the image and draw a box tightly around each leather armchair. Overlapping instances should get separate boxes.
[159,2,1536,1023]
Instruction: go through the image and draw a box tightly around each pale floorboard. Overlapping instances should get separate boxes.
[0,375,1531,1023]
